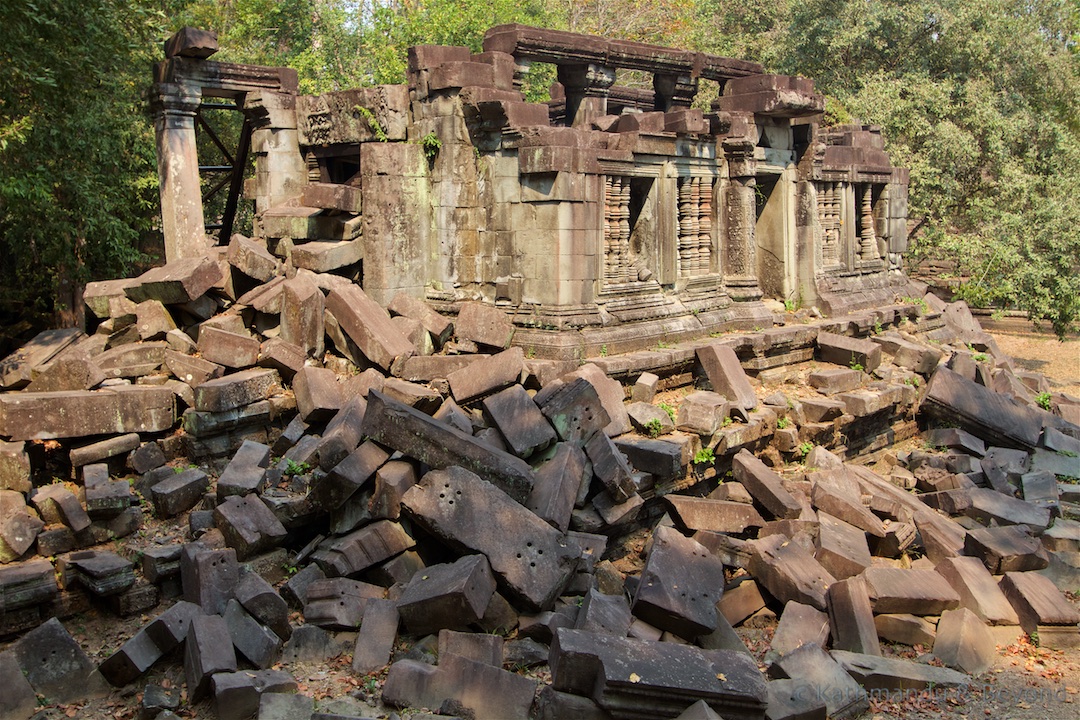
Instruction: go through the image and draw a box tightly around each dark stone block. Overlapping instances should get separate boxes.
[184,614,237,702]
[397,554,496,635]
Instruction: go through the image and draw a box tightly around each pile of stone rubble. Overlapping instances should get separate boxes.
[0,239,1077,720]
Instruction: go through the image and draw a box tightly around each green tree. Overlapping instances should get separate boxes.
[0,0,165,328]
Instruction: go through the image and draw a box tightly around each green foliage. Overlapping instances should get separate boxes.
[420,132,442,161]
[282,459,311,476]
[0,0,163,325]
[645,418,664,438]
[658,402,677,422]
[356,106,388,142]
[1035,392,1052,411]
[776,416,790,429]
[693,447,716,465]
[849,355,864,373]
[797,441,814,458]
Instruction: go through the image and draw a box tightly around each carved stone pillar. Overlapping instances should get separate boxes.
[557,63,615,127]
[723,139,761,301]
[150,83,208,261]
[858,184,880,263]
[653,73,698,111]
[243,91,306,218]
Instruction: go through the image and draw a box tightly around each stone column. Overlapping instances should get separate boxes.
[243,91,306,219]
[150,83,208,262]
[722,138,762,301]
[557,64,616,127]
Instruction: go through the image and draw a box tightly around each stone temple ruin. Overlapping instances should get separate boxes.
[151,24,910,358]
[0,24,1078,720]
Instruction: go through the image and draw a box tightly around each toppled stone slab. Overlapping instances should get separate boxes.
[748,534,835,611]
[732,449,802,520]
[326,285,414,372]
[550,628,768,720]
[816,331,880,373]
[303,577,384,629]
[0,327,85,390]
[383,652,536,720]
[769,602,830,661]
[15,617,107,704]
[125,256,223,305]
[697,343,758,410]
[447,347,525,403]
[826,576,879,656]
[185,614,237,702]
[352,598,399,675]
[933,607,996,675]
[536,377,611,446]
[965,487,1051,531]
[152,468,209,518]
[194,368,278,412]
[455,301,514,349]
[873,613,936,648]
[527,443,588,533]
[768,643,866,720]
[830,650,970,691]
[585,432,636,503]
[402,466,579,611]
[934,556,1020,626]
[922,367,1047,449]
[862,567,960,615]
[483,384,557,459]
[311,520,414,577]
[0,386,175,441]
[396,554,496,635]
[363,390,535,504]
[215,495,288,559]
[999,571,1080,636]
[665,495,765,535]
[964,525,1049,574]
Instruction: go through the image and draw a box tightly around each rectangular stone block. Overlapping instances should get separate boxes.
[197,325,261,369]
[311,520,414,577]
[827,576,880,656]
[447,347,525,403]
[527,443,588,533]
[747,533,836,611]
[535,377,610,446]
[697,343,757,410]
[185,614,237,702]
[352,598,399,675]
[664,495,765,535]
[151,468,209,518]
[325,285,414,372]
[631,525,725,639]
[215,495,288,560]
[816,331,881,373]
[180,545,238,615]
[388,293,454,347]
[482,384,557,459]
[731,449,802,520]
[292,366,343,423]
[999,571,1080,634]
[396,554,496,635]
[402,466,579,611]
[224,598,282,669]
[303,577,384,629]
[124,256,223,305]
[0,386,175,441]
[585,432,636,503]
[862,567,961,615]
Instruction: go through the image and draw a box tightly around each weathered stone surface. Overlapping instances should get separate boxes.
[665,495,765,534]
[748,533,836,611]
[362,390,535,504]
[615,437,683,481]
[0,649,37,720]
[326,284,414,371]
[303,577,384,629]
[631,525,726,639]
[770,644,869,720]
[922,367,1047,449]
[145,599,204,652]
[397,554,496,635]
[447,347,525,402]
[575,587,633,637]
[227,233,279,281]
[717,578,766,628]
[764,678,827,720]
[964,524,1049,574]
[0,386,175,441]
[631,372,659,403]
[999,571,1080,634]
[527,443,588,532]
[98,625,164,686]
[570,363,632,438]
[224,599,282,669]
[965,487,1051,531]
[830,649,970,690]
[151,468,209,518]
[932,607,996,675]
[769,601,830,660]
[293,365,343,423]
[482,384,556,458]
[551,628,768,720]
[24,355,107,393]
[33,484,91,532]
[258,692,314,720]
[185,614,237,702]
[281,273,325,358]
[217,440,271,498]
[0,558,58,612]
[677,391,729,436]
[0,441,32,493]
[125,256,223,305]
[873,613,936,647]
[311,439,389,512]
[808,367,861,396]
[814,512,871,580]
[311,520,413,577]
[258,338,305,381]
[0,506,43,558]
[352,598,399,674]
[402,466,579,611]
[383,652,536,720]
[862,567,960,615]
[827,576,880,656]
[388,293,454,348]
[697,343,758,410]
[73,431,138,469]
[933,557,1018,626]
[585,432,636,503]
[198,324,261,369]
[808,468,885,538]
[455,301,514,349]
[626,402,675,436]
[816,331,880,372]
[15,617,107,703]
[215,495,288,559]
[536,377,611,445]
[732,449,802,520]
[1,327,86,390]
[180,545,238,615]
[62,549,136,596]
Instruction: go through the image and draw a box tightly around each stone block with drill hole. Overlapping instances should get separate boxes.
[214,495,287,560]
[396,554,496,635]
[827,576,880,656]
[293,366,343,423]
[362,390,535,504]
[769,602,830,660]
[325,285,414,372]
[934,555,1020,625]
[591,490,644,528]
[224,599,282,669]
[569,363,632,437]
[584,432,636,503]
[768,643,867,720]
[731,449,802,520]
[631,525,726,639]
[676,391,730,436]
[815,331,880,373]
[964,525,1049,574]
[575,587,632,637]
[447,347,525,403]
[302,577,384,630]
[862,567,960,615]
[310,440,389,513]
[535,377,611,445]
[697,343,757,410]
[217,440,271,499]
[388,292,454,347]
[14,617,107,703]
[180,545,238,615]
[352,598,399,674]
[455,301,514,349]
[310,519,414,577]
[402,465,579,611]
[185,614,237,702]
[151,468,209,518]
[748,533,836,611]
[999,571,1080,637]
[664,495,766,535]
[145,600,204,652]
[197,324,260,369]
[932,607,996,675]
[814,512,871,581]
[527,443,588,533]
[550,628,768,720]
[482,385,557,459]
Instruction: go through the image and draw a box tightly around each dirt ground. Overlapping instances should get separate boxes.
[980,315,1080,398]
